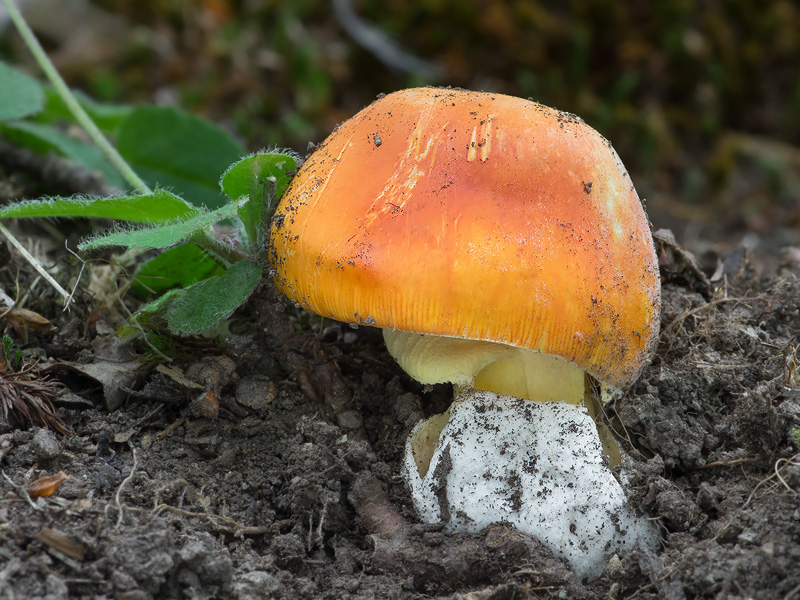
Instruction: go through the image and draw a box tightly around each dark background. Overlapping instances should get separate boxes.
[2,0,799,262]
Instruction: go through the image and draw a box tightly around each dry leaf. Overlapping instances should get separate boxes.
[27,471,69,499]
[43,359,143,412]
[1,307,55,344]
[2,307,54,330]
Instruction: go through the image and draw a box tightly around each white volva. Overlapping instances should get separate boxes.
[404,390,658,581]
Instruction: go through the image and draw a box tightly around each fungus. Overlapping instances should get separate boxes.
[270,87,661,580]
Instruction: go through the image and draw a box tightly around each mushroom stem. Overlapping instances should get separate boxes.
[385,329,623,464]
[383,329,585,403]
[472,349,584,404]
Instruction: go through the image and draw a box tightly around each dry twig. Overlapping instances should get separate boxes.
[0,223,73,308]
[1,470,41,510]
[665,296,771,334]
[743,453,800,509]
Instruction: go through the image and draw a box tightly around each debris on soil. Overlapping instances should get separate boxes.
[0,360,69,435]
[26,470,69,499]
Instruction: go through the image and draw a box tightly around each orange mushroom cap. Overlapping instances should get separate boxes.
[270,88,660,389]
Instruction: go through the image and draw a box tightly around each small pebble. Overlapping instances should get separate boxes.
[31,429,60,461]
[235,376,278,413]
[335,410,363,431]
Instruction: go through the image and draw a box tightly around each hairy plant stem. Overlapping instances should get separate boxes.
[1,0,151,195]
[190,230,242,268]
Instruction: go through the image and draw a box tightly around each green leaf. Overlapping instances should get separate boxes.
[220,151,297,251]
[0,120,127,189]
[0,62,44,121]
[0,188,198,224]
[132,243,224,297]
[165,259,263,334]
[220,151,297,201]
[117,106,246,209]
[78,197,245,250]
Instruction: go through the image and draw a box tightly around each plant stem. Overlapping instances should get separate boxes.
[190,230,241,268]
[1,0,151,195]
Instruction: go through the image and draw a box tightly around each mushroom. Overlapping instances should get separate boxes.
[269,87,661,579]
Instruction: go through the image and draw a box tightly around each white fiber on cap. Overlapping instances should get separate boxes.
[404,390,657,581]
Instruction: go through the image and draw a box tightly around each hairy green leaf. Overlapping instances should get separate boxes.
[165,259,263,334]
[220,151,297,251]
[0,188,198,224]
[0,62,44,121]
[78,197,245,250]
[132,243,224,297]
[0,120,127,189]
[118,106,246,209]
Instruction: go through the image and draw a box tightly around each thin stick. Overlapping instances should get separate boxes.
[0,223,72,307]
[0,0,151,195]
[697,457,756,469]
[2,470,41,510]
[774,457,800,495]
[113,444,139,528]
[665,296,771,333]
[63,242,87,312]
[152,504,243,530]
